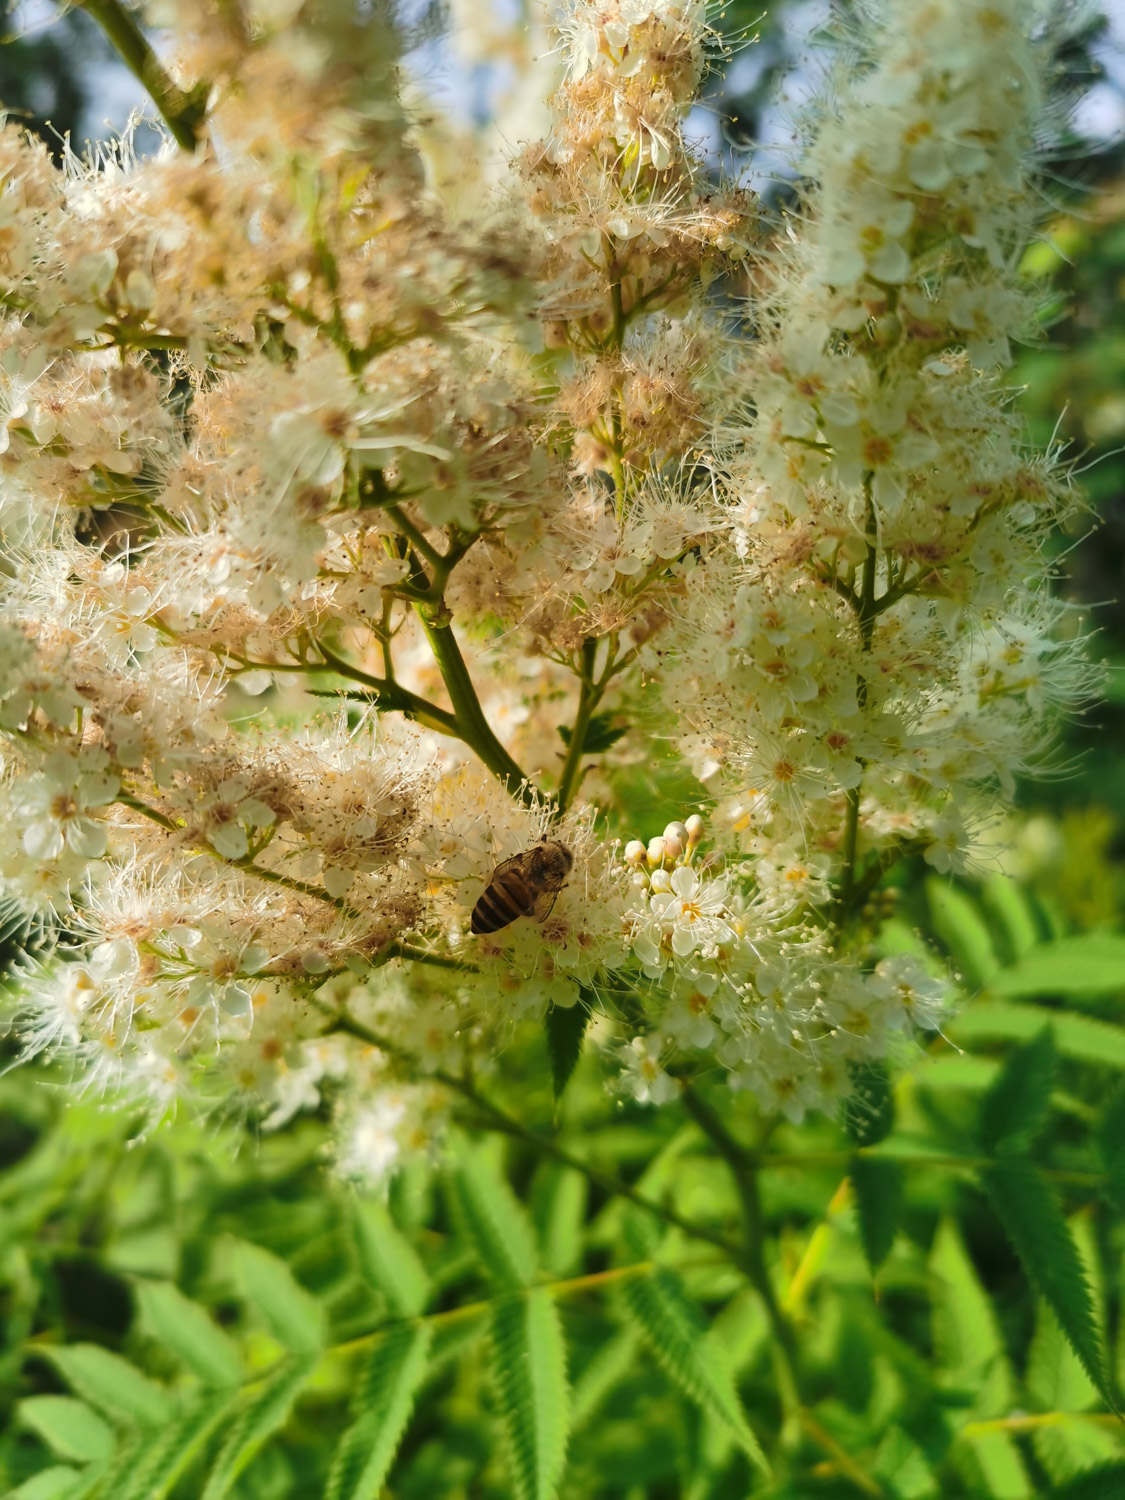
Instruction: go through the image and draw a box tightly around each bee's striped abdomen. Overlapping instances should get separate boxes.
[470,841,572,937]
[471,870,533,934]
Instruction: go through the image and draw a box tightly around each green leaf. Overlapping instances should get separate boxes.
[326,1325,432,1500]
[1027,1214,1102,1415]
[115,1392,239,1500]
[615,1216,768,1474]
[981,1161,1112,1409]
[351,1199,430,1318]
[1047,1462,1125,1499]
[1097,1088,1125,1214]
[41,1347,172,1428]
[850,1154,903,1273]
[135,1282,242,1387]
[489,1289,570,1500]
[978,1025,1055,1157]
[533,1165,587,1280]
[954,1424,1032,1499]
[570,1330,638,1431]
[843,1059,895,1145]
[556,712,626,755]
[929,1217,1015,1409]
[233,1241,326,1356]
[1030,1377,1119,1486]
[920,1054,1001,1092]
[448,1144,539,1288]
[17,1398,114,1464]
[1028,1217,1119,1485]
[986,933,1125,999]
[9,1469,88,1500]
[872,1423,935,1497]
[953,1002,1125,1069]
[709,1289,769,1377]
[979,876,1041,961]
[198,1358,315,1500]
[926,878,1000,989]
[545,1000,589,1101]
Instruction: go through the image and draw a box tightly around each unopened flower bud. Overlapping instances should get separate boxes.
[123,268,156,313]
[872,312,901,347]
[624,839,646,867]
[650,868,672,893]
[662,822,687,857]
[646,836,667,867]
[684,814,705,846]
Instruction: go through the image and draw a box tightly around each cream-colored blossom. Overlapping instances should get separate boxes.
[0,0,1091,1156]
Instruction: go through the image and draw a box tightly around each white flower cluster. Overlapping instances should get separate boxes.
[614,815,948,1119]
[0,0,1089,1179]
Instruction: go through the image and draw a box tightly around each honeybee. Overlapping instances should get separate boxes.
[471,839,574,935]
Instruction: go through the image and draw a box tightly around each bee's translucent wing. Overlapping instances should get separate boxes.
[533,889,562,921]
[490,851,528,882]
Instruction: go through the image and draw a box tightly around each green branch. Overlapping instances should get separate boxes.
[311,641,461,738]
[385,504,444,574]
[121,785,361,918]
[116,788,471,975]
[218,641,461,739]
[77,0,208,152]
[378,940,478,974]
[838,483,879,916]
[556,637,602,813]
[416,608,535,803]
[371,518,538,806]
[759,1149,1106,1189]
[331,1253,722,1354]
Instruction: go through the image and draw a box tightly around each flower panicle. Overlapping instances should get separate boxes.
[0,0,1092,1178]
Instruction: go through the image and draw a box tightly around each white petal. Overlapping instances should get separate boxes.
[868,240,911,284]
[220,983,253,1019]
[671,926,699,957]
[323,865,354,899]
[66,817,108,858]
[23,820,64,860]
[209,822,249,860]
[81,772,120,808]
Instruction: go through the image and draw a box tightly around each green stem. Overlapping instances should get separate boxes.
[873,567,925,617]
[840,788,861,908]
[77,0,208,151]
[331,1252,731,1355]
[222,638,459,740]
[226,854,363,915]
[385,505,444,574]
[117,787,355,912]
[760,1149,1106,1188]
[415,607,536,805]
[858,489,879,638]
[378,941,477,974]
[116,790,468,975]
[601,233,629,514]
[378,532,536,806]
[115,790,177,832]
[97,326,191,353]
[311,641,461,738]
[838,483,879,915]
[556,637,601,813]
[378,595,397,681]
[832,835,928,930]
